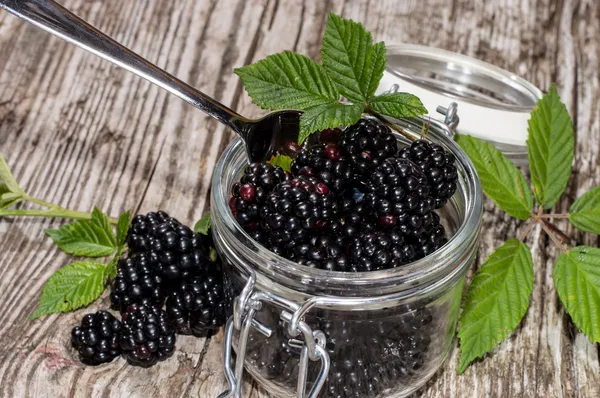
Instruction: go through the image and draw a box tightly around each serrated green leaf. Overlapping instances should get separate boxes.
[105,256,119,280]
[234,51,339,111]
[194,213,212,235]
[269,155,293,173]
[553,246,600,342]
[569,185,600,234]
[116,210,131,249]
[457,135,532,220]
[458,239,533,374]
[321,13,386,102]
[45,218,117,257]
[0,154,23,194]
[367,92,428,118]
[527,84,574,209]
[30,260,108,319]
[91,207,117,247]
[298,103,363,144]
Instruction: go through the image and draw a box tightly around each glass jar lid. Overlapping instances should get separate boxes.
[376,44,543,165]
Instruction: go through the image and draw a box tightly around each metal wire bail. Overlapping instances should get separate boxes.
[217,262,330,398]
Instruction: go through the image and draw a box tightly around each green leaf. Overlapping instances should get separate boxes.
[458,239,534,373]
[364,42,387,100]
[367,92,428,118]
[569,185,600,234]
[456,135,533,220]
[30,260,108,319]
[269,155,293,173]
[298,103,363,144]
[234,51,339,111]
[553,246,600,342]
[0,154,23,194]
[321,13,386,102]
[91,207,117,247]
[106,256,119,280]
[527,84,574,209]
[45,218,117,257]
[194,213,212,235]
[116,210,131,249]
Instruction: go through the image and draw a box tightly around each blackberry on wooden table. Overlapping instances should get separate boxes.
[126,211,214,282]
[126,211,170,252]
[71,311,122,366]
[110,252,166,312]
[119,304,176,367]
[165,261,228,336]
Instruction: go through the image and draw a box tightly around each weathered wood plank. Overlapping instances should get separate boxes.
[0,0,598,397]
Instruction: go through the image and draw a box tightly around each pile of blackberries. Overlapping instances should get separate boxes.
[230,118,458,272]
[71,211,229,367]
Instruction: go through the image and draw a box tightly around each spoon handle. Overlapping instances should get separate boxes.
[0,0,248,132]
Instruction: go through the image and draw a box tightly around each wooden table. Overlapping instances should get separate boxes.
[1,0,599,396]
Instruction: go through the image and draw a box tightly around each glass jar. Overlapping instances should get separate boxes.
[211,116,482,398]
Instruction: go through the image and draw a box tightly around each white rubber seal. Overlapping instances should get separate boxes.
[376,70,537,147]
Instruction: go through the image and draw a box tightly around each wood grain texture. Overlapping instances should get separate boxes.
[0,0,599,397]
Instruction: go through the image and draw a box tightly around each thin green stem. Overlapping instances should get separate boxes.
[2,194,118,224]
[0,208,93,220]
[24,194,60,210]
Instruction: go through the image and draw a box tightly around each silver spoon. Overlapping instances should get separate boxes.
[0,0,301,163]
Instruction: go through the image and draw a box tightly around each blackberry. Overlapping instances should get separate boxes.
[363,157,435,226]
[165,262,228,336]
[230,163,290,232]
[127,211,170,252]
[110,252,166,312]
[290,234,348,271]
[339,118,398,178]
[127,211,214,282]
[119,304,176,367]
[258,176,338,255]
[71,311,122,365]
[290,143,354,193]
[409,222,448,257]
[348,230,417,271]
[398,139,458,208]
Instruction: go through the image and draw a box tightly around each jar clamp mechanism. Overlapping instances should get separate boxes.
[218,261,330,398]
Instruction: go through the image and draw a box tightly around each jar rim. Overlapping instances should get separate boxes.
[211,117,483,294]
